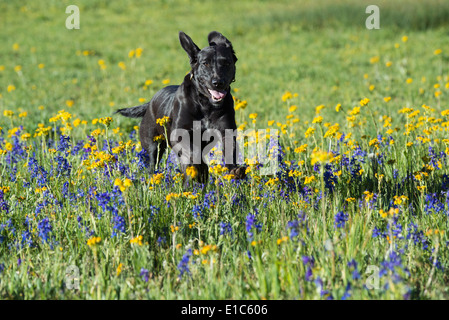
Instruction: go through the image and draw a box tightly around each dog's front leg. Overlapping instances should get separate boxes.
[222,129,246,179]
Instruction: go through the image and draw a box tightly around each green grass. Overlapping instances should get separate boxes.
[0,0,449,299]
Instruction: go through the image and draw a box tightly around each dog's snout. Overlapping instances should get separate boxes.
[212,78,225,89]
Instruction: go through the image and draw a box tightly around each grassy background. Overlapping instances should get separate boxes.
[1,0,449,126]
[1,0,449,300]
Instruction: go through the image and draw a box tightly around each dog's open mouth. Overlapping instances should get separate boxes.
[208,89,227,102]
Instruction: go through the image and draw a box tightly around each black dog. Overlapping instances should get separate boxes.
[116,31,245,184]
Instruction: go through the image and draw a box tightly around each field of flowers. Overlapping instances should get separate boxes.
[1,0,449,299]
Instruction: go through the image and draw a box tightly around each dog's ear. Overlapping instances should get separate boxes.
[208,31,237,62]
[208,31,231,47]
[179,31,200,65]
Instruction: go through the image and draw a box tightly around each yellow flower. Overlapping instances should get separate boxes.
[3,110,14,117]
[116,263,123,276]
[13,43,19,51]
[162,79,170,85]
[335,103,341,112]
[386,61,392,67]
[384,97,391,102]
[312,116,323,124]
[118,61,126,70]
[304,127,315,138]
[87,236,102,246]
[406,78,413,84]
[434,49,442,55]
[369,56,379,64]
[311,150,334,166]
[282,91,293,102]
[7,85,16,92]
[66,100,74,107]
[166,193,180,202]
[38,63,45,69]
[294,144,308,153]
[304,176,315,184]
[402,35,408,42]
[14,65,22,72]
[360,98,370,106]
[156,116,170,126]
[130,235,143,246]
[99,117,113,127]
[186,166,198,179]
[114,178,131,192]
[136,48,143,58]
[249,113,258,120]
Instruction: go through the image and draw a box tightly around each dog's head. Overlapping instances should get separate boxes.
[179,31,237,105]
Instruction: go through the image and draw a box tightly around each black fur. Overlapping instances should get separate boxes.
[116,31,245,185]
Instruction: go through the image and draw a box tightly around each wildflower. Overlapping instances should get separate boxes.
[294,144,308,153]
[334,211,349,228]
[177,249,193,279]
[311,150,334,165]
[130,235,143,246]
[360,98,370,106]
[140,268,150,282]
[219,222,232,236]
[116,263,123,276]
[87,236,101,246]
[114,178,132,192]
[304,127,315,138]
[312,116,323,124]
[282,91,293,102]
[99,117,113,127]
[369,56,379,64]
[434,49,442,55]
[245,213,262,241]
[304,176,315,184]
[156,116,170,126]
[186,166,198,179]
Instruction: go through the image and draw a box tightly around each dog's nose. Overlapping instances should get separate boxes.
[212,79,225,89]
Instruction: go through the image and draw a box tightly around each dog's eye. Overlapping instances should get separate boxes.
[202,62,210,67]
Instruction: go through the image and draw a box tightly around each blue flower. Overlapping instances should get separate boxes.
[178,249,193,279]
[245,213,262,241]
[219,222,232,236]
[334,211,348,228]
[37,217,52,244]
[140,268,150,282]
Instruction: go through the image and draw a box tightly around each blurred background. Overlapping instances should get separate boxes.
[1,0,448,126]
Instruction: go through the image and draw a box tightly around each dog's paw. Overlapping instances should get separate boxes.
[229,166,247,179]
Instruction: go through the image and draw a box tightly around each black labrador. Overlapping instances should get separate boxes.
[116,31,245,184]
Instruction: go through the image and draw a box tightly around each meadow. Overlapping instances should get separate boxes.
[0,0,449,299]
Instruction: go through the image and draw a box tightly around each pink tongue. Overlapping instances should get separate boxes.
[208,89,226,100]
